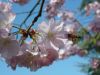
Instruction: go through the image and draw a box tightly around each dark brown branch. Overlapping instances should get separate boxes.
[20,0,41,28]
[12,25,21,29]
[16,10,46,15]
[27,0,45,32]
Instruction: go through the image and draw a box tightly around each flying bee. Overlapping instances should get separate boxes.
[67,33,81,43]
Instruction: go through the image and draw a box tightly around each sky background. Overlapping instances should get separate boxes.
[0,0,93,75]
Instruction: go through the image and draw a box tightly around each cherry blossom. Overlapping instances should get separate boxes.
[58,40,87,59]
[50,0,64,7]
[38,19,67,50]
[58,11,74,21]
[0,0,99,73]
[0,28,9,38]
[63,21,80,34]
[0,2,15,29]
[6,47,59,71]
[36,48,58,68]
[6,52,37,70]
[0,38,20,59]
[0,28,20,59]
[46,4,58,18]
[46,0,64,18]
[88,16,100,33]
[9,0,30,5]
[58,12,80,34]
[91,58,100,69]
[85,1,100,16]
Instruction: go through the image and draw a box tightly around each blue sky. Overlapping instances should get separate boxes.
[0,56,87,75]
[0,0,93,75]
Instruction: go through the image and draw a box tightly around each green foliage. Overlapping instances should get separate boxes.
[92,69,100,75]
[95,46,100,53]
[88,68,93,73]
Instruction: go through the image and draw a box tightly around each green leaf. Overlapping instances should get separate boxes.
[91,38,96,45]
[95,46,100,53]
[95,33,100,41]
[88,68,93,73]
[92,69,100,75]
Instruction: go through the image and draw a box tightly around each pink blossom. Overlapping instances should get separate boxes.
[38,19,66,50]
[0,28,9,38]
[6,52,35,70]
[63,21,80,34]
[85,1,100,16]
[91,58,100,69]
[10,0,30,5]
[19,41,32,55]
[46,4,58,18]
[0,29,20,59]
[58,11,74,21]
[0,38,20,59]
[46,0,64,18]
[6,48,58,71]
[89,17,100,33]
[0,2,15,29]
[50,0,64,7]
[58,40,83,59]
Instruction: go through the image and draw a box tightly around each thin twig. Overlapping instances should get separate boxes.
[20,0,41,28]
[12,25,21,29]
[27,0,45,32]
[16,10,46,15]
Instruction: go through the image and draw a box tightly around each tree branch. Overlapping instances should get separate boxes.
[27,0,45,32]
[20,0,41,28]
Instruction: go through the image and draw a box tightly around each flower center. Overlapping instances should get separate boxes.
[47,31,54,39]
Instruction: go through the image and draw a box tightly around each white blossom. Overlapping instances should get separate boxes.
[38,19,66,50]
[0,2,15,29]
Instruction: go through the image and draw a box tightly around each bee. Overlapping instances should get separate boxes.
[67,33,81,43]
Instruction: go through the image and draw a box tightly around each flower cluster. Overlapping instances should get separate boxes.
[5,18,84,71]
[0,2,20,59]
[88,16,100,33]
[0,0,99,73]
[91,58,100,70]
[0,0,86,71]
[85,1,100,16]
[0,2,15,29]
[46,0,65,18]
